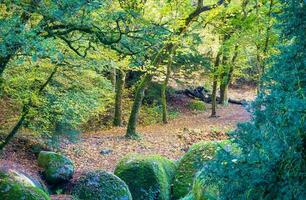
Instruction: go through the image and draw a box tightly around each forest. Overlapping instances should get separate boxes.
[0,0,305,200]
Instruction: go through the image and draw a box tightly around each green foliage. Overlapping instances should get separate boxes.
[173,140,235,199]
[2,59,113,139]
[114,154,176,200]
[0,171,50,200]
[72,170,132,200]
[37,151,74,184]
[187,100,206,111]
[198,1,306,199]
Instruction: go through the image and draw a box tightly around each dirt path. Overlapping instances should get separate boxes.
[61,103,250,175]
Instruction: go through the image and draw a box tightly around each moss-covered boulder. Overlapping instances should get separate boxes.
[38,151,74,184]
[114,154,176,200]
[72,170,132,200]
[173,140,234,199]
[0,170,50,200]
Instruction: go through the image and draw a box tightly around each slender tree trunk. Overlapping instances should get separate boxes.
[0,66,58,151]
[219,44,229,105]
[0,108,29,150]
[125,74,153,138]
[161,48,175,124]
[219,83,228,105]
[211,51,222,117]
[211,74,218,117]
[161,65,171,124]
[219,45,239,105]
[113,69,125,127]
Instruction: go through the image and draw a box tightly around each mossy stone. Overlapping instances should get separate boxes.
[114,154,176,200]
[38,151,74,184]
[0,171,50,200]
[72,170,132,200]
[173,140,233,199]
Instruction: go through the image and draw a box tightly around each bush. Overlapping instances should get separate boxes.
[114,154,176,200]
[187,100,206,111]
[72,170,132,200]
[172,140,234,199]
[38,151,74,184]
[0,170,50,200]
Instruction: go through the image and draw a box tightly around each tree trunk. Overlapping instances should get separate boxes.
[125,73,152,138]
[0,66,58,151]
[219,42,229,105]
[211,51,222,117]
[161,67,170,124]
[211,74,218,117]
[220,45,239,105]
[161,49,174,124]
[0,108,29,151]
[113,69,125,127]
[219,83,228,105]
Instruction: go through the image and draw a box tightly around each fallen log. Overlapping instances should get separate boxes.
[177,86,246,105]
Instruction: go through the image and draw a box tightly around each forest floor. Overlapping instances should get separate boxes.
[0,87,255,200]
[62,103,250,177]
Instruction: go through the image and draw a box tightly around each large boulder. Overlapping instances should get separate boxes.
[38,151,74,184]
[72,170,132,200]
[0,169,50,200]
[179,170,220,200]
[114,154,176,200]
[173,140,234,199]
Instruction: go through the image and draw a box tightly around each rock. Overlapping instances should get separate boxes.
[72,170,132,200]
[100,149,113,155]
[0,169,50,200]
[38,151,74,184]
[172,140,235,199]
[114,154,176,200]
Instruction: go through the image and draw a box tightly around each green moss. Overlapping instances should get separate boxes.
[188,100,206,111]
[180,193,195,200]
[114,154,176,200]
[72,170,132,200]
[37,151,74,184]
[173,140,233,199]
[0,172,50,200]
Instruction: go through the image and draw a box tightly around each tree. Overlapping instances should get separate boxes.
[125,0,227,138]
[211,50,222,117]
[198,0,306,198]
[0,0,129,149]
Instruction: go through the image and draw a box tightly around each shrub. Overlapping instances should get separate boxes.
[187,100,206,111]
[72,170,132,200]
[114,154,176,200]
[38,151,74,184]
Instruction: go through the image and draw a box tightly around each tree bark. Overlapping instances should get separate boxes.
[219,35,230,105]
[161,48,175,124]
[125,73,152,138]
[161,66,170,124]
[113,69,125,127]
[211,51,222,117]
[0,66,58,151]
[219,45,239,105]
